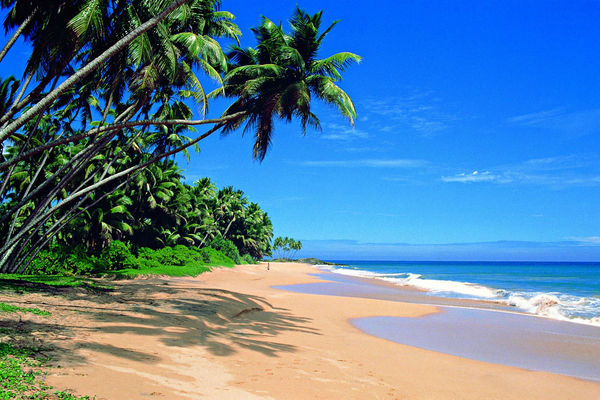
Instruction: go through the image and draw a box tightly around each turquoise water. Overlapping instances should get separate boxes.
[323,261,600,325]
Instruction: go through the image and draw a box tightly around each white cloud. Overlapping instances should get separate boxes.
[508,108,565,124]
[362,92,458,136]
[508,108,600,138]
[507,155,592,172]
[320,122,368,141]
[568,236,600,246]
[441,171,501,183]
[442,155,600,188]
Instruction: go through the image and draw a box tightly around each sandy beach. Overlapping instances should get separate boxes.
[2,262,599,399]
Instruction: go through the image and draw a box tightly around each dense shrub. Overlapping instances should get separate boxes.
[197,248,212,263]
[138,245,203,266]
[208,236,241,264]
[24,242,235,277]
[99,240,139,271]
[26,249,62,275]
[241,254,256,264]
[27,245,98,275]
[199,247,235,266]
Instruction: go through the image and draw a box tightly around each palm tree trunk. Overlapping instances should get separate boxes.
[12,170,141,274]
[0,111,246,171]
[0,75,59,199]
[0,121,225,271]
[7,71,34,114]
[0,132,113,227]
[0,10,37,63]
[222,216,236,239]
[5,151,50,242]
[0,0,190,144]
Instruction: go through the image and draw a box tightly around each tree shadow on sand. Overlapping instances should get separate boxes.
[1,279,321,367]
[91,287,320,357]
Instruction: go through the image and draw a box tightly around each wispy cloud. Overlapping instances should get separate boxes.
[362,92,459,136]
[441,171,502,183]
[441,155,600,188]
[568,236,600,246]
[507,108,565,125]
[508,107,600,138]
[320,122,368,141]
[300,158,428,168]
[514,155,590,171]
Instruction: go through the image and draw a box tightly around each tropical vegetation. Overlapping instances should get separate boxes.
[272,236,302,260]
[0,340,89,399]
[0,1,360,273]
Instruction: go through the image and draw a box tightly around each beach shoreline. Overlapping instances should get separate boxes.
[2,262,599,399]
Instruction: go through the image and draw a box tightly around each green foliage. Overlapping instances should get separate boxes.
[0,4,357,274]
[0,343,46,400]
[114,263,212,278]
[0,302,50,316]
[27,241,139,275]
[136,245,235,269]
[16,173,273,275]
[0,342,90,399]
[272,236,302,260]
[12,243,237,280]
[115,245,235,277]
[27,245,99,275]
[197,248,212,263]
[137,245,201,267]
[219,7,360,160]
[99,240,139,271]
[199,247,235,267]
[0,275,111,291]
[208,236,241,264]
[241,254,256,264]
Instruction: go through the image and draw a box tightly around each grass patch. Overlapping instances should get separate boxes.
[113,263,213,278]
[0,275,111,289]
[0,302,50,316]
[114,247,236,278]
[0,275,113,294]
[0,342,89,399]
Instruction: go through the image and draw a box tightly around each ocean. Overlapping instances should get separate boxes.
[321,261,600,326]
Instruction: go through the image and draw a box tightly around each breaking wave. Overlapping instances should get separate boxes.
[318,265,600,327]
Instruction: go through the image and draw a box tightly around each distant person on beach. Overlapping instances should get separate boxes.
[267,262,270,271]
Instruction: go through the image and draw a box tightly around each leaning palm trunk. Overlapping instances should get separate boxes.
[0,10,37,64]
[0,113,244,273]
[0,6,359,273]
[0,0,189,144]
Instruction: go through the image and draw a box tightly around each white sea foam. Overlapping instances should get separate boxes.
[383,274,502,298]
[324,266,500,298]
[322,265,600,327]
[505,293,600,327]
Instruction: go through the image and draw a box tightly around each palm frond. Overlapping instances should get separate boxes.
[68,0,106,38]
[311,52,362,79]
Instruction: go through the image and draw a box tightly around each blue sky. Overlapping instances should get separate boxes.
[3,1,600,260]
[185,0,600,260]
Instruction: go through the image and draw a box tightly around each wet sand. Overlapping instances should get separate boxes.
[281,269,600,381]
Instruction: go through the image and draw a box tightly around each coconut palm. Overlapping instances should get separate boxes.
[215,7,361,160]
[0,5,360,273]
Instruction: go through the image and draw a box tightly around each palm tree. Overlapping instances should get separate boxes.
[0,0,239,272]
[0,5,360,273]
[215,7,361,160]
